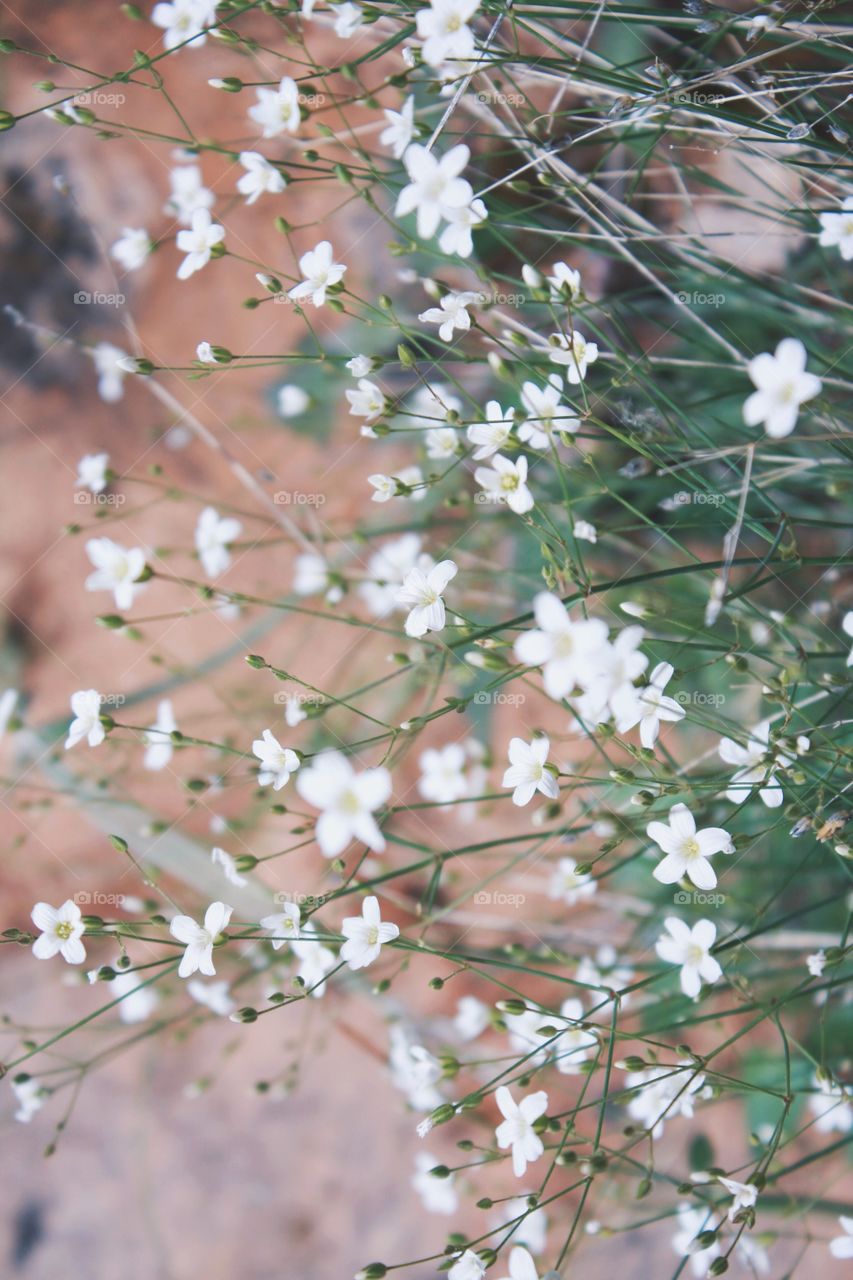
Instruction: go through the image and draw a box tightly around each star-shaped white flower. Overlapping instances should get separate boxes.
[475,453,534,515]
[547,260,582,301]
[719,719,789,808]
[170,901,233,978]
[259,900,301,951]
[397,559,458,638]
[502,735,559,806]
[396,144,473,240]
[495,1085,548,1177]
[419,290,480,341]
[548,329,598,382]
[611,660,685,749]
[85,536,147,611]
[655,917,722,998]
[346,378,386,422]
[248,75,301,138]
[647,802,733,890]
[236,151,286,204]
[296,751,391,856]
[381,96,415,158]
[718,1175,758,1223]
[287,240,346,307]
[513,592,609,701]
[65,689,106,750]
[76,452,109,493]
[195,506,242,578]
[31,899,86,964]
[743,338,821,438]
[519,375,579,448]
[176,208,224,280]
[252,729,300,791]
[340,894,400,970]
[416,0,479,68]
[467,400,513,459]
[111,227,150,272]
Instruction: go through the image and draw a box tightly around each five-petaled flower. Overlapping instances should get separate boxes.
[743,338,821,438]
[502,735,559,806]
[288,240,346,307]
[253,729,300,791]
[647,802,733,890]
[475,454,534,515]
[66,688,106,750]
[495,1084,548,1177]
[296,751,392,856]
[655,917,722,998]
[397,559,458,638]
[31,900,86,965]
[339,895,400,970]
[170,901,233,978]
[176,208,224,280]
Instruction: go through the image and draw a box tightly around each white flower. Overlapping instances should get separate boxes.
[829,1215,853,1259]
[807,949,827,977]
[346,378,385,421]
[165,163,214,225]
[743,338,821,438]
[549,330,598,383]
[553,998,597,1075]
[496,1246,539,1280]
[211,846,247,888]
[110,971,160,1024]
[718,1175,758,1222]
[277,384,310,417]
[626,1059,706,1138]
[288,239,346,307]
[195,506,242,578]
[187,978,235,1016]
[547,261,582,300]
[419,742,469,804]
[111,227,150,272]
[85,536,147,610]
[371,465,425,503]
[346,353,375,377]
[390,1025,443,1109]
[340,894,399,969]
[296,751,391,856]
[573,519,597,543]
[819,196,853,261]
[169,901,233,978]
[467,400,513,458]
[513,592,609,701]
[647,803,732,890]
[412,1151,458,1214]
[497,1200,548,1254]
[438,197,487,258]
[495,1085,548,1177]
[396,144,474,240]
[252,729,300,791]
[144,698,177,771]
[426,426,459,459]
[655,917,722,998]
[397,559,458,638]
[359,534,431,617]
[719,720,789,808]
[77,452,109,493]
[152,0,217,49]
[671,1206,719,1277]
[548,857,596,906]
[809,1074,853,1134]
[196,341,215,363]
[453,994,490,1040]
[12,1076,47,1123]
[333,1,363,37]
[503,735,559,807]
[475,453,534,515]
[66,688,107,750]
[91,342,128,402]
[381,97,415,159]
[612,660,685,749]
[259,901,301,950]
[519,375,579,448]
[249,75,301,137]
[416,0,479,68]
[176,208,224,280]
[31,900,86,964]
[448,1251,486,1280]
[419,290,480,341]
[237,150,286,204]
[292,926,337,998]
[283,694,308,727]
[293,552,343,601]
[403,381,463,428]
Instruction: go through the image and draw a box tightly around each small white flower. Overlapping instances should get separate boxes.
[548,856,596,906]
[719,720,789,808]
[419,290,480,341]
[65,689,106,750]
[211,846,246,888]
[818,196,853,261]
[333,1,363,37]
[412,1151,458,1214]
[292,925,337,997]
[187,978,235,1016]
[76,452,109,493]
[389,1025,443,1109]
[381,97,415,159]
[495,1085,548,1177]
[655,917,722,998]
[549,330,598,383]
[252,729,300,791]
[169,901,233,978]
[718,1175,758,1223]
[439,197,487,258]
[809,1074,853,1134]
[283,695,308,727]
[12,1076,47,1123]
[547,261,582,300]
[340,895,399,970]
[612,661,685,749]
[396,144,474,241]
[110,971,160,1024]
[249,75,301,138]
[573,519,597,543]
[519,375,579,448]
[829,1215,853,1259]
[296,751,391,856]
[346,353,375,377]
[397,559,458,638]
[110,227,151,272]
[165,163,214,225]
[277,384,310,417]
[647,802,732,890]
[496,1246,539,1280]
[467,400,513,458]
[416,0,479,69]
[259,901,301,950]
[743,338,821,438]
[196,341,216,364]
[502,735,559,807]
[288,240,346,307]
[453,994,490,1040]
[31,900,86,964]
[151,0,217,49]
[496,1199,548,1254]
[475,453,534,515]
[85,536,147,610]
[671,1206,719,1277]
[448,1250,486,1280]
[419,742,469,804]
[627,1059,705,1138]
[513,592,609,700]
[293,552,343,602]
[807,949,827,977]
[91,342,128,403]
[144,698,177,771]
[195,506,242,578]
[176,208,224,280]
[346,378,386,422]
[237,150,286,204]
[359,534,431,617]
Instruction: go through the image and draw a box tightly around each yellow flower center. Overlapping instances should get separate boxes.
[55,921,74,940]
